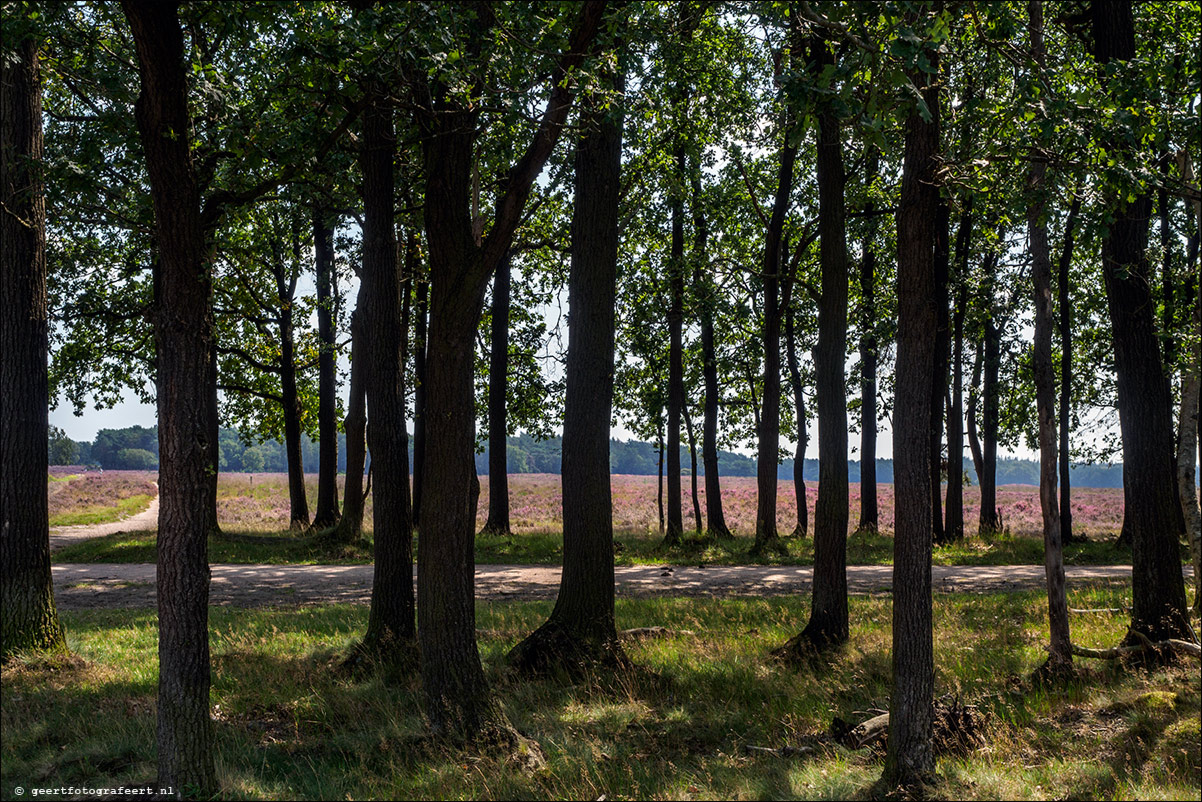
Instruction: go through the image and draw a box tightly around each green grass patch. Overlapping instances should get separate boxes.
[3,588,1199,799]
[54,525,1153,567]
[49,494,154,527]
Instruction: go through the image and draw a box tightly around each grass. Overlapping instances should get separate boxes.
[52,524,1159,567]
[47,471,157,528]
[2,586,1198,800]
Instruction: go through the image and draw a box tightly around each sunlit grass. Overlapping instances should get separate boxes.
[3,587,1199,800]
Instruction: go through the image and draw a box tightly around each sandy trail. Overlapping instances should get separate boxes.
[49,562,1186,610]
[49,484,159,552]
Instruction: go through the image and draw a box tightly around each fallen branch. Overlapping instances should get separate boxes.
[1069,607,1125,614]
[1071,638,1200,660]
[620,626,696,639]
[743,744,813,758]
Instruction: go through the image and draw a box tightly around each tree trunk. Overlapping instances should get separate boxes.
[665,148,686,546]
[312,208,340,529]
[123,1,216,792]
[1182,233,1201,613]
[967,341,984,484]
[683,402,702,534]
[979,258,1002,534]
[508,67,627,674]
[692,166,730,539]
[785,303,808,538]
[657,420,665,534]
[1093,0,1193,644]
[752,56,801,557]
[412,269,428,528]
[857,150,880,534]
[333,309,366,544]
[883,34,940,791]
[790,51,849,649]
[1058,196,1081,544]
[482,251,512,535]
[277,243,310,531]
[356,99,415,661]
[1026,0,1071,670]
[1,23,67,660]
[930,198,950,545]
[945,200,972,542]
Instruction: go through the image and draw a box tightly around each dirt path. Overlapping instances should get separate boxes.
[50,562,1188,610]
[49,485,159,552]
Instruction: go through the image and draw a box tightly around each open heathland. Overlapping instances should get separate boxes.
[3,586,1198,800]
[46,470,156,527]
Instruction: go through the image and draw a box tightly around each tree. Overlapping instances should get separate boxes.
[883,8,942,790]
[311,207,341,529]
[2,4,68,660]
[481,252,513,536]
[122,0,216,791]
[509,38,626,674]
[856,150,881,533]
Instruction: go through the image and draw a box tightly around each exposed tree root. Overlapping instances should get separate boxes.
[620,626,696,640]
[339,632,418,680]
[507,620,631,679]
[772,627,845,663]
[831,696,985,755]
[1071,631,1200,660]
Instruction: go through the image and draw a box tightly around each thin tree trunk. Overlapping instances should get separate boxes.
[788,43,849,649]
[692,165,731,539]
[1058,196,1081,544]
[1027,0,1071,670]
[683,402,702,534]
[857,150,880,533]
[123,1,215,791]
[412,269,428,528]
[883,27,940,790]
[945,201,972,541]
[967,341,984,484]
[979,261,1002,533]
[1176,261,1201,614]
[357,98,414,661]
[312,207,340,528]
[930,198,950,545]
[508,65,628,673]
[1,24,67,659]
[1093,0,1193,644]
[483,251,512,535]
[657,420,665,534]
[333,309,366,544]
[785,303,808,538]
[277,233,309,531]
[665,147,686,546]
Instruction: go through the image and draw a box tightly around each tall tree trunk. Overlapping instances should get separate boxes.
[333,309,366,544]
[967,341,984,484]
[785,303,808,538]
[357,98,414,661]
[945,201,972,542]
[752,40,802,556]
[665,148,686,546]
[482,251,512,535]
[412,270,428,528]
[508,65,627,673]
[883,26,940,790]
[123,1,215,792]
[206,338,220,537]
[979,255,1002,534]
[312,208,340,528]
[682,402,702,534]
[692,166,731,539]
[657,419,665,534]
[1027,0,1071,671]
[1092,0,1192,644]
[1,22,67,659]
[857,150,880,533]
[1058,196,1081,544]
[277,239,310,531]
[786,45,849,650]
[930,198,950,545]
[1181,233,1201,613]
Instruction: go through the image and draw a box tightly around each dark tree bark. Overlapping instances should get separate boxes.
[1057,196,1081,544]
[857,150,880,533]
[333,308,367,544]
[508,63,626,674]
[312,207,341,529]
[412,269,428,528]
[930,198,950,545]
[752,32,802,556]
[664,147,686,546]
[785,303,808,538]
[482,251,512,535]
[1092,0,1193,644]
[979,250,1002,534]
[1,22,67,660]
[1027,0,1071,671]
[277,227,309,531]
[356,98,414,661]
[784,38,849,650]
[123,1,216,792]
[682,401,702,534]
[945,200,972,542]
[691,165,731,539]
[967,341,984,483]
[415,0,606,743]
[883,33,940,791]
[657,419,665,534]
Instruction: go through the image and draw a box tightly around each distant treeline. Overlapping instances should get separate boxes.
[55,425,1137,488]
